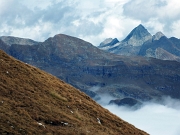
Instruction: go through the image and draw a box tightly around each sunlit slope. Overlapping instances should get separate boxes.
[0,50,148,135]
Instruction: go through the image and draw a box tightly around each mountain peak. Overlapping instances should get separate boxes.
[152,32,165,41]
[122,24,152,46]
[137,24,145,29]
[99,38,119,48]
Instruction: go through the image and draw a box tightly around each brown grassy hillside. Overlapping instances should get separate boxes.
[0,50,148,135]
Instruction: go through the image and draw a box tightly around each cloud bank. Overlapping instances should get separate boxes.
[101,97,180,135]
[0,0,180,45]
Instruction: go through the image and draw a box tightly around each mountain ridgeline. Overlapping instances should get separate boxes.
[1,33,180,106]
[98,24,180,62]
[0,50,148,135]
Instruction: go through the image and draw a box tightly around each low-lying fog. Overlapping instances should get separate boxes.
[96,95,180,135]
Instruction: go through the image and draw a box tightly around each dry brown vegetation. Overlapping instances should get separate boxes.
[0,50,148,135]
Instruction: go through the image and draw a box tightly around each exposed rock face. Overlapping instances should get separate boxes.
[98,24,152,56]
[0,36,39,46]
[155,48,180,61]
[139,35,180,62]
[122,24,152,46]
[99,38,119,49]
[98,25,180,62]
[169,37,180,50]
[145,47,180,61]
[1,34,180,103]
[152,32,165,41]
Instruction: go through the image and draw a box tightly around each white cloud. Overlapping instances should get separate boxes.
[123,0,180,38]
[21,0,53,10]
[171,20,180,38]
[0,0,180,45]
[144,18,165,35]
[103,97,180,135]
[158,0,180,21]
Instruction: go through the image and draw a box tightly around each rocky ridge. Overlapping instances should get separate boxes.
[98,24,152,56]
[1,34,180,106]
[0,36,39,46]
[98,24,180,62]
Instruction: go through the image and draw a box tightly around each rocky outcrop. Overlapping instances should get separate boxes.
[98,24,152,56]
[152,32,165,41]
[121,24,152,46]
[99,38,119,49]
[139,35,180,61]
[98,25,180,62]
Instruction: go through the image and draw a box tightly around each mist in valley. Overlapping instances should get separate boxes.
[96,94,180,135]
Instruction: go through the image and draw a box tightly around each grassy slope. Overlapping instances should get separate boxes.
[0,50,148,135]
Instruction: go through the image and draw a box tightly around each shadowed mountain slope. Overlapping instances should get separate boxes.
[1,34,180,103]
[139,35,180,60]
[0,50,148,135]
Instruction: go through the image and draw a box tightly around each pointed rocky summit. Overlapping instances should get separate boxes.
[98,24,153,56]
[122,24,152,46]
[99,38,119,48]
[152,32,165,41]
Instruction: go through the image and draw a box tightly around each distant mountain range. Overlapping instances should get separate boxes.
[0,36,39,46]
[98,24,180,62]
[1,33,180,107]
[0,50,148,134]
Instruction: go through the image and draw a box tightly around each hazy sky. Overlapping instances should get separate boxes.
[0,0,180,45]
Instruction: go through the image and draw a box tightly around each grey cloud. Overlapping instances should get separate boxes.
[1,0,180,45]
[41,2,76,23]
[123,0,167,21]
[0,1,31,26]
[75,20,103,35]
[122,0,180,39]
[35,1,104,36]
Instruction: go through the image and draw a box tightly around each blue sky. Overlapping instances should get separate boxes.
[0,0,180,45]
